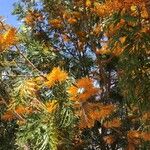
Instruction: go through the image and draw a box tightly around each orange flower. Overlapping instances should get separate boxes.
[24,10,43,26]
[45,100,57,113]
[25,13,34,26]
[1,110,14,121]
[112,43,124,56]
[72,12,81,19]
[103,135,115,144]
[1,105,32,121]
[0,27,17,51]
[45,67,68,87]
[3,28,17,45]
[119,36,126,44]
[89,104,116,120]
[92,25,102,35]
[127,130,141,139]
[49,19,62,28]
[15,105,32,116]
[93,0,144,18]
[0,35,4,52]
[141,132,150,141]
[142,112,150,121]
[67,18,77,24]
[86,0,91,7]
[68,78,99,102]
[96,45,111,55]
[104,118,121,128]
[93,1,122,17]
[63,11,71,20]
[79,116,95,129]
[141,4,149,19]
[77,103,116,129]
[17,120,26,126]
[62,34,70,42]
[128,131,150,142]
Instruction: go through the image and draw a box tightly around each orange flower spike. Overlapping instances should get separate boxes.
[17,120,26,126]
[142,111,150,121]
[103,135,115,144]
[119,36,126,44]
[25,10,43,26]
[45,67,68,87]
[67,18,77,24]
[1,110,14,121]
[72,12,81,19]
[127,130,141,139]
[86,0,91,7]
[2,27,17,49]
[92,25,102,35]
[95,104,116,119]
[68,77,99,102]
[15,106,27,115]
[141,4,149,19]
[45,100,57,113]
[63,11,71,20]
[96,45,111,55]
[15,105,32,116]
[49,19,62,28]
[104,118,121,128]
[0,35,4,52]
[67,86,78,100]
[141,132,150,141]
[25,14,34,26]
[62,34,70,42]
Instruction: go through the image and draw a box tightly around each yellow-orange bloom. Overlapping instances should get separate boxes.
[128,130,150,142]
[0,27,17,52]
[141,132,150,141]
[93,0,145,18]
[45,67,68,87]
[45,100,57,113]
[103,135,115,144]
[77,103,116,129]
[67,18,77,24]
[0,35,4,52]
[86,0,91,7]
[142,112,150,121]
[49,19,62,28]
[1,105,32,121]
[79,116,95,129]
[15,105,32,115]
[127,130,141,139]
[104,118,121,128]
[17,120,26,126]
[3,28,17,46]
[119,36,126,44]
[24,10,43,26]
[96,45,111,55]
[67,77,99,102]
[89,104,116,120]
[1,110,14,121]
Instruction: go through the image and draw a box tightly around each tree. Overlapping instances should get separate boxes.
[0,0,150,149]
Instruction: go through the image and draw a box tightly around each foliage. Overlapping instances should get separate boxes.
[0,0,150,149]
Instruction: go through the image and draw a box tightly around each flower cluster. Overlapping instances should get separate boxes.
[25,10,43,26]
[76,103,116,129]
[45,67,68,87]
[0,27,17,52]
[67,77,99,102]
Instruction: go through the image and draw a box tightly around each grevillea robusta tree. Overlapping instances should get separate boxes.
[0,0,150,149]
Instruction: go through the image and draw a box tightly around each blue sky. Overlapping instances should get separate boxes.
[0,0,19,26]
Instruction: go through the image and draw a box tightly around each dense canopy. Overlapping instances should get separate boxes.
[0,0,150,150]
